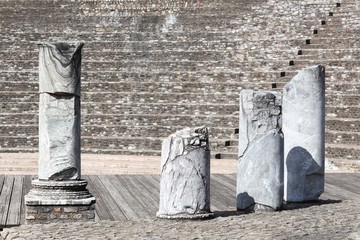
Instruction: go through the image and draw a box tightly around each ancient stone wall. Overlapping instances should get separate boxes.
[0,0,358,165]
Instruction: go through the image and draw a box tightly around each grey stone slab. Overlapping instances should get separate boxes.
[157,126,212,219]
[283,65,326,202]
[237,90,283,211]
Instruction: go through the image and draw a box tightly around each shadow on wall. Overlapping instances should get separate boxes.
[286,146,323,200]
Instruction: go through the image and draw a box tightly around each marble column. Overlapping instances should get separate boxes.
[283,65,326,202]
[237,90,284,211]
[25,42,95,223]
[157,126,213,219]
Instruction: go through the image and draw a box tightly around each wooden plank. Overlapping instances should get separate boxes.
[97,175,138,220]
[211,176,236,211]
[320,190,344,201]
[83,176,100,222]
[326,173,359,187]
[20,175,34,225]
[115,175,155,217]
[221,174,237,185]
[212,175,236,200]
[0,176,14,228]
[214,174,237,212]
[133,175,160,208]
[0,172,357,227]
[212,174,236,193]
[324,182,360,200]
[339,173,360,182]
[325,173,360,196]
[0,175,5,191]
[6,176,24,227]
[323,184,349,200]
[119,175,158,215]
[147,175,160,191]
[210,179,230,212]
[84,175,117,221]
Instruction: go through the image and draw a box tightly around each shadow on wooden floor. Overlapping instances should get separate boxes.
[0,173,358,228]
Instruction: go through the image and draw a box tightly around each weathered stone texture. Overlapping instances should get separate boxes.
[25,205,95,224]
[0,0,359,168]
[237,90,283,211]
[157,126,212,219]
[38,42,83,181]
[283,65,326,202]
[39,42,83,96]
[25,179,96,224]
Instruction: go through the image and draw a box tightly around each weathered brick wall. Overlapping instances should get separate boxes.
[0,0,359,163]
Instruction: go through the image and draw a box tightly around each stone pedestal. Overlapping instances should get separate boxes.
[157,126,213,219]
[283,65,325,202]
[25,180,95,223]
[237,90,284,211]
[25,42,95,223]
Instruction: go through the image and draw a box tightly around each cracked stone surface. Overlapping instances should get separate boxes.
[38,42,84,181]
[157,126,212,219]
[39,42,83,96]
[283,65,326,202]
[237,90,283,211]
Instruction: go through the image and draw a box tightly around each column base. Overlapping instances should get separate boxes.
[238,203,282,213]
[156,211,214,219]
[25,179,96,224]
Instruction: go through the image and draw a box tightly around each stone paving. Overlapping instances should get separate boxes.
[1,200,359,239]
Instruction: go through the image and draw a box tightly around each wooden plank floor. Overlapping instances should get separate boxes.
[0,173,358,228]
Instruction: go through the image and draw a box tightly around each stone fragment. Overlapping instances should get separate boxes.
[283,65,326,202]
[25,42,95,224]
[157,126,213,219]
[237,90,283,211]
[39,42,83,96]
[37,42,83,181]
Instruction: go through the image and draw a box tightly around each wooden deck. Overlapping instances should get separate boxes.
[0,173,359,228]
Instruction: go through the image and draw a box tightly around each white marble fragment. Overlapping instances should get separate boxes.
[38,42,83,181]
[39,42,83,96]
[283,65,326,202]
[237,90,283,211]
[157,126,212,219]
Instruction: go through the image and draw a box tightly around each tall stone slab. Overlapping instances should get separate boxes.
[237,90,283,211]
[283,65,325,202]
[157,126,213,219]
[25,42,95,223]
